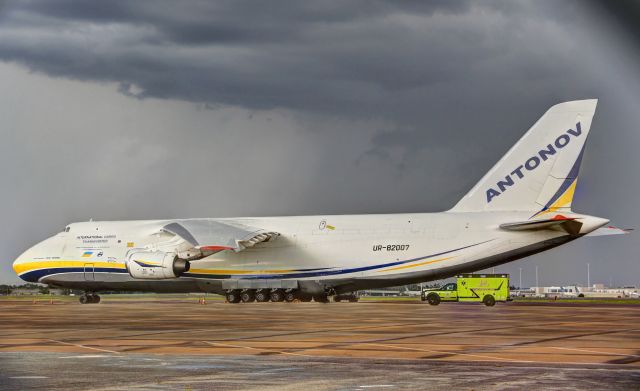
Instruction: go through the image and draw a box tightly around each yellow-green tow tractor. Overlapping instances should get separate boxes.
[421,274,511,307]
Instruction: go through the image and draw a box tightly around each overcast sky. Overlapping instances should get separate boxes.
[0,1,638,286]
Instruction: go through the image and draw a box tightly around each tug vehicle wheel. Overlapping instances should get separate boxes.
[427,293,441,306]
[483,295,496,307]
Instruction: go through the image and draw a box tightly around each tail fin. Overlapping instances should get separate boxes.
[450,99,597,215]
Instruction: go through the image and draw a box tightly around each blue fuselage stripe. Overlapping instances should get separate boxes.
[184,239,493,279]
[22,240,493,282]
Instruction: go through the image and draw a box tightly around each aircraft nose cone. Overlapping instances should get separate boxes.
[12,234,65,282]
[13,249,34,282]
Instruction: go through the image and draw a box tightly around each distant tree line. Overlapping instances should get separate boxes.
[0,283,59,295]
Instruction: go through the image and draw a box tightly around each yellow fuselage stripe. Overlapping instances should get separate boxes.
[14,260,298,276]
[13,260,126,274]
[378,256,452,272]
[188,268,297,275]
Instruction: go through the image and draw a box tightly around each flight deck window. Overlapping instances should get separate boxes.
[65,227,70,232]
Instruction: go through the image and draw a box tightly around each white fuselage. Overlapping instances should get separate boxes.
[12,211,607,295]
[12,100,612,297]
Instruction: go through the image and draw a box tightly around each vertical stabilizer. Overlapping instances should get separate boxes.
[450,99,597,215]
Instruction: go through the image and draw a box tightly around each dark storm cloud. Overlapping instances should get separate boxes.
[0,0,509,118]
[589,0,640,43]
[0,0,603,177]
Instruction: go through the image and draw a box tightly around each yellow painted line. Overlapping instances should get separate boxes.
[363,343,534,363]
[548,346,640,358]
[202,341,313,357]
[48,339,120,354]
[14,260,126,274]
[378,257,452,273]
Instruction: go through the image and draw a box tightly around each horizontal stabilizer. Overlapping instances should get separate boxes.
[585,226,633,237]
[500,215,582,235]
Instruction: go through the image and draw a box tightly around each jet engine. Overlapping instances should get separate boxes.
[125,250,190,279]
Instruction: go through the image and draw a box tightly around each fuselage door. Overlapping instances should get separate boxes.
[84,263,95,280]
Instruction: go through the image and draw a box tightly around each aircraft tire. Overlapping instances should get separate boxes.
[427,293,440,306]
[483,295,496,307]
[79,295,89,304]
[88,294,100,304]
[284,290,298,302]
[298,294,312,302]
[270,289,285,302]
[226,290,242,303]
[241,290,255,303]
[333,297,341,302]
[313,294,329,303]
[255,290,270,302]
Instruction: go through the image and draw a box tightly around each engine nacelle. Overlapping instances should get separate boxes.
[125,251,190,279]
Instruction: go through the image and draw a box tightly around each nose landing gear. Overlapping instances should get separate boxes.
[79,293,101,304]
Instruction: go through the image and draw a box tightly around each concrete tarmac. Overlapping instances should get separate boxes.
[1,298,639,390]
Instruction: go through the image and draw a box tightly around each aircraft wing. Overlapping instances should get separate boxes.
[162,220,280,253]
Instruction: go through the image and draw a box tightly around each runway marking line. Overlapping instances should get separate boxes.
[47,339,120,354]
[9,376,49,379]
[548,346,640,358]
[202,340,314,358]
[362,342,535,364]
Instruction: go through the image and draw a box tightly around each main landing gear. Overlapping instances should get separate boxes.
[79,293,101,304]
[225,289,317,303]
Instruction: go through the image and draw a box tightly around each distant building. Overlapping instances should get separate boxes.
[12,288,41,295]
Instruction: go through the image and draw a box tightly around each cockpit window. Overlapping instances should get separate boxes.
[64,226,70,232]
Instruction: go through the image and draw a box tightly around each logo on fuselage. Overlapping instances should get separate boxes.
[486,123,582,203]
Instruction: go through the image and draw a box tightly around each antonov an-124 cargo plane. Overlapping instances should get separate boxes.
[13,100,630,304]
